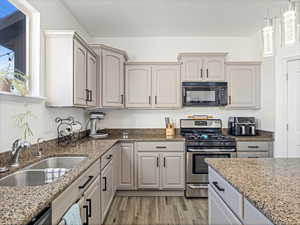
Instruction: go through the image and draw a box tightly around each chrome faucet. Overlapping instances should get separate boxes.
[11,139,31,167]
[36,138,44,158]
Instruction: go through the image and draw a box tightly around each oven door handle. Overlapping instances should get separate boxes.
[187,148,236,152]
[189,184,208,189]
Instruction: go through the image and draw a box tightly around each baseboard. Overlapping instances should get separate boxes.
[116,190,184,197]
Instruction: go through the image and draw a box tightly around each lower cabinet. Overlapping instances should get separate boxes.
[209,187,242,225]
[101,160,114,223]
[137,152,185,190]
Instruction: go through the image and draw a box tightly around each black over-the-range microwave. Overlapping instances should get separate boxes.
[182,82,228,106]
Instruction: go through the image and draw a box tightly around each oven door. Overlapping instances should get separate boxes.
[186,150,236,183]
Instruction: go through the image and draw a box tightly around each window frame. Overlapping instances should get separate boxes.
[3,0,41,97]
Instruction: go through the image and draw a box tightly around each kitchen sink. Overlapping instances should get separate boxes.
[25,156,87,170]
[0,170,51,186]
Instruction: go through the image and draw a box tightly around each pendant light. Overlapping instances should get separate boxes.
[263,14,274,57]
[283,0,296,45]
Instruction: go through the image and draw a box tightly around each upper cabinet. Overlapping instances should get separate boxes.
[91,45,128,109]
[45,31,97,107]
[226,62,261,109]
[125,63,181,109]
[178,53,227,82]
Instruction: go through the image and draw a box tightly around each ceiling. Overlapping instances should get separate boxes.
[62,0,286,37]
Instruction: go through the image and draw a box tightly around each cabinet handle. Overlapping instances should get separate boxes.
[155,96,157,104]
[149,96,151,104]
[229,96,232,104]
[85,89,89,102]
[121,94,124,104]
[83,205,89,225]
[86,199,92,217]
[106,154,113,160]
[89,90,92,102]
[79,176,94,189]
[200,69,203,78]
[212,181,225,192]
[102,177,107,191]
[206,69,209,78]
[163,157,166,168]
[248,146,259,149]
[156,146,167,149]
[156,157,159,168]
[248,156,259,158]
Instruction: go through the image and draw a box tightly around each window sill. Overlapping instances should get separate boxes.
[0,91,46,101]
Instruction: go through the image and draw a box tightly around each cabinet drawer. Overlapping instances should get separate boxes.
[101,147,114,170]
[244,199,273,225]
[52,158,100,225]
[237,152,270,158]
[237,142,270,151]
[136,141,184,152]
[209,167,243,220]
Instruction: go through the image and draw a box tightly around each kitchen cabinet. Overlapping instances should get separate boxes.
[117,143,136,190]
[161,152,185,189]
[237,141,273,158]
[178,53,227,82]
[125,65,152,108]
[226,62,261,109]
[101,158,114,223]
[137,141,185,190]
[102,49,125,108]
[137,152,160,189]
[125,63,181,109]
[83,176,101,225]
[152,65,181,108]
[45,30,97,107]
[243,199,273,225]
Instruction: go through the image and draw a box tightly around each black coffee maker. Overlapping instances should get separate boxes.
[228,117,257,136]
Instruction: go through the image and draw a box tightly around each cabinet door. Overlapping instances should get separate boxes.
[74,39,87,106]
[102,49,125,108]
[209,187,242,225]
[137,152,160,189]
[152,65,181,108]
[84,176,101,225]
[204,57,225,81]
[101,162,114,222]
[87,52,97,107]
[161,152,185,189]
[181,57,203,81]
[125,65,152,108]
[118,143,135,190]
[226,64,260,109]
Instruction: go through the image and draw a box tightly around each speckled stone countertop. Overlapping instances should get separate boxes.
[0,133,184,225]
[205,158,300,225]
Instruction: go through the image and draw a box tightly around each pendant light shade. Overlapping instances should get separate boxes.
[283,0,296,45]
[263,17,274,56]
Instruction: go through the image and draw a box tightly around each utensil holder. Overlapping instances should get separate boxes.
[166,128,175,136]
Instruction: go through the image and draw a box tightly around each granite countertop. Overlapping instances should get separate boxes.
[225,130,274,142]
[205,158,300,225]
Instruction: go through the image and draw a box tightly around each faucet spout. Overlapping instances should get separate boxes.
[11,140,31,168]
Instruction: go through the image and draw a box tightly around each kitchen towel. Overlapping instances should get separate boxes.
[44,168,70,184]
[62,203,82,225]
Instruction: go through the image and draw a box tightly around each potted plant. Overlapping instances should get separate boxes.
[0,69,29,96]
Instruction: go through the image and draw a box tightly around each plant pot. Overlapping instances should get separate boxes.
[0,79,11,92]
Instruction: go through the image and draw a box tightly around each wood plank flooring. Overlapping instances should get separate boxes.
[104,196,208,225]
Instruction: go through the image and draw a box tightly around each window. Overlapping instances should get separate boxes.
[0,0,40,97]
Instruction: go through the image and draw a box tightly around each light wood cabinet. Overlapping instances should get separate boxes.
[117,143,136,190]
[178,53,227,82]
[137,152,160,189]
[101,161,114,223]
[152,65,181,108]
[125,65,152,108]
[102,49,125,108]
[161,152,185,189]
[45,30,97,107]
[226,62,261,109]
[125,63,181,109]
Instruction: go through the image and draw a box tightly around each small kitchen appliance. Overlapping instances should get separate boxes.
[89,112,108,139]
[182,82,228,107]
[228,117,257,136]
[181,119,236,198]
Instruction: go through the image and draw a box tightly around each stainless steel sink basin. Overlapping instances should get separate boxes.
[0,170,52,186]
[26,156,87,170]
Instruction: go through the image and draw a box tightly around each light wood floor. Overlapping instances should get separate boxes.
[104,196,208,225]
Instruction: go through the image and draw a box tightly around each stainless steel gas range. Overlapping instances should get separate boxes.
[181,119,237,198]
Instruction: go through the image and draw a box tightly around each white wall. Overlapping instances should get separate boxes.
[0,0,90,152]
[92,36,275,131]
